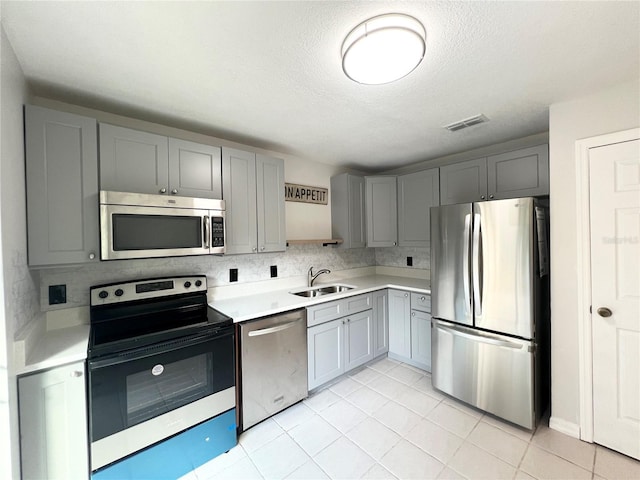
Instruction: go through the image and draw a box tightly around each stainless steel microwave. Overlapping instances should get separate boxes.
[100,191,225,260]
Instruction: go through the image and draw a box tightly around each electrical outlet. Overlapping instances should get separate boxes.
[270,265,278,278]
[407,256,413,267]
[49,284,67,305]
[229,268,238,282]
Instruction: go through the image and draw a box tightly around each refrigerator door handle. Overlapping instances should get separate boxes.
[434,320,524,350]
[472,212,483,315]
[463,214,472,314]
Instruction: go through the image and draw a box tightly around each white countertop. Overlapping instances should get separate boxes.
[210,274,430,322]
[15,324,90,376]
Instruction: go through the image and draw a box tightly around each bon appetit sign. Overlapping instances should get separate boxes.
[284,183,328,205]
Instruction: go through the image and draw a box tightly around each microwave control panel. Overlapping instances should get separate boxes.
[211,216,224,247]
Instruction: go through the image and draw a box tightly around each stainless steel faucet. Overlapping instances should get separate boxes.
[308,266,331,287]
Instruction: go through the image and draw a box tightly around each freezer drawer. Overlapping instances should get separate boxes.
[431,319,536,429]
[240,310,308,430]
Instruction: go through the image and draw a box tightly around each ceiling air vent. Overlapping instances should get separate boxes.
[444,114,489,132]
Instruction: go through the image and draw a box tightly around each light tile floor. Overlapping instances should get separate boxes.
[182,357,640,480]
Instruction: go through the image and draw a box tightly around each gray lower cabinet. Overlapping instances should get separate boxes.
[388,290,432,372]
[330,173,366,248]
[222,147,285,254]
[372,290,389,357]
[25,105,99,266]
[99,124,222,198]
[388,289,411,358]
[365,176,397,247]
[440,144,549,205]
[18,361,89,480]
[344,310,374,371]
[397,168,440,247]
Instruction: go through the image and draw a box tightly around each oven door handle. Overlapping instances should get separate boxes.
[247,320,300,337]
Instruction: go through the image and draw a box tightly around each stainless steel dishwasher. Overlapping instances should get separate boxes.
[239,309,308,430]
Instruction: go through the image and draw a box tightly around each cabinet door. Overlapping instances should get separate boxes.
[410,310,432,372]
[397,169,440,247]
[222,147,257,254]
[366,176,398,247]
[487,144,549,199]
[99,123,169,195]
[25,105,99,266]
[372,290,389,357]
[344,310,374,371]
[330,173,366,248]
[439,158,488,205]
[168,138,222,198]
[308,319,344,390]
[256,154,286,253]
[19,362,89,480]
[388,289,411,358]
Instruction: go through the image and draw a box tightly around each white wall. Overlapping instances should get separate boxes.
[1,23,39,480]
[548,79,640,431]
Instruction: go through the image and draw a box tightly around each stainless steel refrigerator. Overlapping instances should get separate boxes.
[430,197,549,430]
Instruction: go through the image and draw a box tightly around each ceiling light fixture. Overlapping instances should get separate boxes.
[341,13,426,85]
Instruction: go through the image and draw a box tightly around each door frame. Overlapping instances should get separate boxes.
[575,127,639,443]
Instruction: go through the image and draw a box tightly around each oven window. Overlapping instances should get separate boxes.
[126,353,210,425]
[112,214,202,250]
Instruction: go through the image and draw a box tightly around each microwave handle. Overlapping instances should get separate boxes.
[203,216,210,248]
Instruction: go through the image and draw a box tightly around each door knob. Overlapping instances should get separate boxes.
[159,188,167,194]
[171,189,178,195]
[597,307,612,318]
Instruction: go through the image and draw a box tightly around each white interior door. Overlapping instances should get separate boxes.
[590,136,640,460]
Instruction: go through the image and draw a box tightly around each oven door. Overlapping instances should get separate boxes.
[88,328,235,470]
[100,204,215,260]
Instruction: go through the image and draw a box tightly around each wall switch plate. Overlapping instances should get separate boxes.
[229,268,238,282]
[49,284,67,305]
[407,256,413,267]
[270,265,278,278]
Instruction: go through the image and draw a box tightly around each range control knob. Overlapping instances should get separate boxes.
[195,280,202,287]
[114,289,124,297]
[98,290,108,299]
[184,281,192,288]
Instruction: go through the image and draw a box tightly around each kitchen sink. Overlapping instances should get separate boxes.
[290,284,355,298]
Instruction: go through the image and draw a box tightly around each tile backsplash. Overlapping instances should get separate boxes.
[37,244,430,312]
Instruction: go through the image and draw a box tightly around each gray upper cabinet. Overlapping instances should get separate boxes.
[439,157,488,205]
[25,105,99,266]
[365,176,397,247]
[100,124,222,198]
[487,144,549,199]
[440,145,549,205]
[223,148,285,254]
[397,168,440,247]
[168,138,222,198]
[99,124,169,195]
[330,173,366,248]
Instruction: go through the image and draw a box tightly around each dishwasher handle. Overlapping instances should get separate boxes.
[247,319,302,337]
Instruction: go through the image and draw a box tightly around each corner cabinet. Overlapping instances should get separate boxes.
[397,169,440,247]
[222,147,285,254]
[365,176,397,247]
[330,173,366,248]
[19,361,89,480]
[99,124,222,198]
[440,144,549,205]
[25,105,99,266]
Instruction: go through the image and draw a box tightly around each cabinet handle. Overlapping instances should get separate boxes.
[412,312,415,316]
[260,246,265,251]
[489,194,494,199]
[342,320,345,324]
[171,189,178,195]
[252,247,257,252]
[347,318,350,322]
[71,371,83,378]
[393,242,397,246]
[159,188,167,194]
[420,296,425,301]
[404,293,408,297]
[88,253,95,260]
[480,195,486,200]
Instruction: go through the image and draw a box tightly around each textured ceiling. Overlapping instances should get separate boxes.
[1,1,639,171]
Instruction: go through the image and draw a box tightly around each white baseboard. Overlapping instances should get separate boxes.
[549,416,581,439]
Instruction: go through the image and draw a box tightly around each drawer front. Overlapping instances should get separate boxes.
[307,300,344,327]
[410,292,431,313]
[344,294,372,315]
